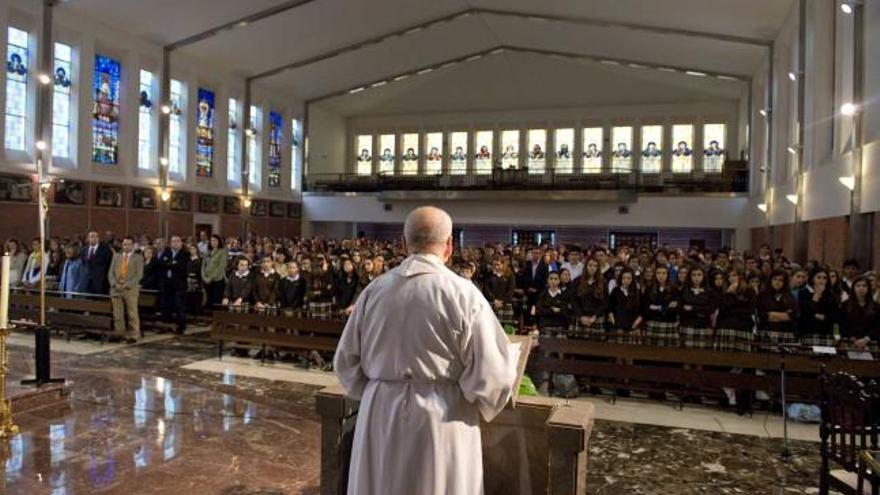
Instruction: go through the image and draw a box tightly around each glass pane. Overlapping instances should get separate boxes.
[474,130,493,174]
[554,128,574,174]
[640,125,663,174]
[227,98,239,183]
[5,27,28,151]
[500,130,519,169]
[267,111,282,187]
[671,124,694,173]
[401,133,419,175]
[291,118,302,189]
[378,134,395,175]
[92,55,121,165]
[611,126,633,173]
[53,43,73,158]
[195,88,216,178]
[703,123,726,173]
[248,106,260,187]
[581,127,603,173]
[425,132,442,174]
[527,129,546,174]
[356,135,373,175]
[449,131,467,175]
[138,70,154,170]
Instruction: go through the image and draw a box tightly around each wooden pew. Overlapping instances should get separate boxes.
[210,310,345,359]
[9,292,115,341]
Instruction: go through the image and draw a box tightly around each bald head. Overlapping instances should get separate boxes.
[404,206,453,257]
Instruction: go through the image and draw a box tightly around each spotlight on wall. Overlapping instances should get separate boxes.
[159,157,169,167]
[786,194,798,205]
[757,203,768,212]
[840,102,858,116]
[245,127,256,137]
[759,108,771,117]
[38,73,52,85]
[35,140,47,151]
[160,189,171,202]
[788,71,797,81]
[787,146,799,155]
[160,104,172,115]
[242,197,252,209]
[839,175,856,191]
[841,2,854,14]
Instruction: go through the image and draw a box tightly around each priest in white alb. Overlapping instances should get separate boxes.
[334,206,521,495]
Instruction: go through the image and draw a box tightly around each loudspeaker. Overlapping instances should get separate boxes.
[618,205,629,214]
[383,203,392,211]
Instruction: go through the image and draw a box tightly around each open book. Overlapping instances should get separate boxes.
[507,334,534,406]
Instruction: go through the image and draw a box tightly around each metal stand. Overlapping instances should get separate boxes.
[20,326,65,387]
[779,346,793,461]
[0,326,19,438]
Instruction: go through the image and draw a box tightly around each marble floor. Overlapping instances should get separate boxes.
[1,332,826,494]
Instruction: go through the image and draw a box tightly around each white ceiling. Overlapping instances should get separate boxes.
[58,0,795,116]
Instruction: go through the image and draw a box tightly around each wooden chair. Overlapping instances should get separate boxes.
[820,369,880,494]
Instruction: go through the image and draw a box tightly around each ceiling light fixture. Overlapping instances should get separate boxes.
[38,73,52,85]
[657,67,677,73]
[840,102,858,116]
[600,60,621,66]
[788,71,798,81]
[417,68,434,75]
[35,140,47,151]
[348,87,365,94]
[787,145,799,155]
[759,107,771,117]
[841,2,854,14]
[685,70,707,77]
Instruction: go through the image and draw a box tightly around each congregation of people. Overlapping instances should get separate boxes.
[3,231,878,355]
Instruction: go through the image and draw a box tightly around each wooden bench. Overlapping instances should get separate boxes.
[10,292,116,341]
[210,310,345,360]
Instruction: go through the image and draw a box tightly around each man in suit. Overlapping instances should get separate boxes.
[58,245,87,298]
[81,230,112,294]
[108,236,144,343]
[159,235,189,333]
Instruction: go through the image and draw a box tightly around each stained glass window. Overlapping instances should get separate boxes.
[291,118,302,189]
[500,130,519,169]
[378,134,395,175]
[5,27,28,151]
[195,88,215,178]
[52,42,73,159]
[168,79,184,176]
[582,127,603,173]
[671,124,694,173]
[474,130,493,174]
[554,128,574,174]
[138,70,154,171]
[92,54,121,165]
[611,126,633,173]
[449,131,467,175]
[355,134,372,175]
[640,125,663,174]
[267,111,282,187]
[527,129,546,174]
[248,105,261,189]
[401,132,419,175]
[425,132,442,174]
[227,98,240,185]
[703,123,726,173]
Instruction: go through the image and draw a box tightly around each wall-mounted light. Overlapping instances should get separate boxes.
[160,104,172,115]
[840,102,858,116]
[839,175,855,191]
[160,189,171,202]
[245,127,256,137]
[757,203,768,212]
[38,73,52,85]
[788,71,798,82]
[786,194,798,205]
[759,108,771,117]
[159,157,169,167]
[841,1,857,14]
[787,145,800,155]
[35,140,47,151]
[242,197,252,209]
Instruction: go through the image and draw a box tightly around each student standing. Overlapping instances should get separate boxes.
[201,234,228,309]
[756,270,798,347]
[642,265,680,347]
[608,268,642,344]
[535,271,569,336]
[839,276,878,350]
[715,270,757,352]
[483,258,516,329]
[222,258,253,307]
[797,269,839,347]
[572,258,607,340]
[108,236,143,343]
[679,266,715,349]
[279,260,308,314]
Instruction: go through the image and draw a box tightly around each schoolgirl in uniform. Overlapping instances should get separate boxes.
[642,265,680,347]
[679,266,715,348]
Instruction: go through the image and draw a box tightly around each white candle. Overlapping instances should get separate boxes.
[0,255,9,330]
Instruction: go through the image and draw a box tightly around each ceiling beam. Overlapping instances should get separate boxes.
[166,0,320,51]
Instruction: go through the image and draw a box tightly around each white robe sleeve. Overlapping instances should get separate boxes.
[458,297,520,422]
[334,293,369,400]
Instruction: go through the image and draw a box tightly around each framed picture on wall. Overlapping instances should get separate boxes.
[95,184,124,207]
[198,194,220,213]
[251,200,267,216]
[287,202,301,219]
[132,187,157,210]
[0,175,34,202]
[54,180,86,205]
[223,196,241,214]
[169,191,191,212]
[269,201,286,217]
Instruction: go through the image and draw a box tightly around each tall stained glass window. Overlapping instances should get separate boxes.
[401,133,419,175]
[448,131,467,175]
[248,105,261,189]
[500,130,519,169]
[195,88,215,177]
[527,129,546,174]
[640,125,663,174]
[611,126,633,173]
[92,54,121,165]
[52,42,73,159]
[227,98,240,185]
[671,124,694,173]
[168,79,184,176]
[703,123,726,173]
[474,130,493,174]
[582,127,603,173]
[355,134,372,175]
[425,132,442,174]
[378,134,395,175]
[291,118,302,189]
[138,70,154,171]
[267,111,282,187]
[554,128,574,174]
[5,27,28,151]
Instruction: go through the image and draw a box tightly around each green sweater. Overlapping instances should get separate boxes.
[201,248,228,283]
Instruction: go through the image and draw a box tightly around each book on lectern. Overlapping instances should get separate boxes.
[507,334,534,406]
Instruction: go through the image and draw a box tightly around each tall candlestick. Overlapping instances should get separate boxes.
[0,254,9,330]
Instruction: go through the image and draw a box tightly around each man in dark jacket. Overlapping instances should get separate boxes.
[81,230,112,294]
[159,235,189,333]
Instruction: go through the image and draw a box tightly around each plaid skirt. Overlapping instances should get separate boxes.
[494,303,516,327]
[571,316,606,341]
[680,326,714,349]
[760,330,797,346]
[799,333,835,348]
[308,301,333,320]
[645,320,680,347]
[540,326,569,338]
[715,327,753,352]
[611,329,643,345]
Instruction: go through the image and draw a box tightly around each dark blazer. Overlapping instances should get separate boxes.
[279,275,308,310]
[158,248,189,292]
[81,242,112,294]
[757,289,798,334]
[798,287,838,336]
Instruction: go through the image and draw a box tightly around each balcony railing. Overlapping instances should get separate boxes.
[306,161,749,194]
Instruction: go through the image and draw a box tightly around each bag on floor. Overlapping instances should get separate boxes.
[786,403,821,423]
[552,374,579,398]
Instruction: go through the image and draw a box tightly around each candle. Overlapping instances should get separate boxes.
[0,255,9,330]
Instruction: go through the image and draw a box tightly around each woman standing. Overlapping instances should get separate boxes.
[5,239,27,286]
[608,268,642,344]
[484,258,517,329]
[201,234,228,309]
[572,258,607,340]
[308,256,335,319]
[715,270,757,352]
[642,265,680,347]
[839,276,878,350]
[335,259,360,317]
[535,271,569,336]
[798,269,839,347]
[679,266,715,349]
[756,270,798,347]
[185,244,204,315]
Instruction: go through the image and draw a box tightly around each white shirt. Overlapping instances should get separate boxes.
[561,261,584,280]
